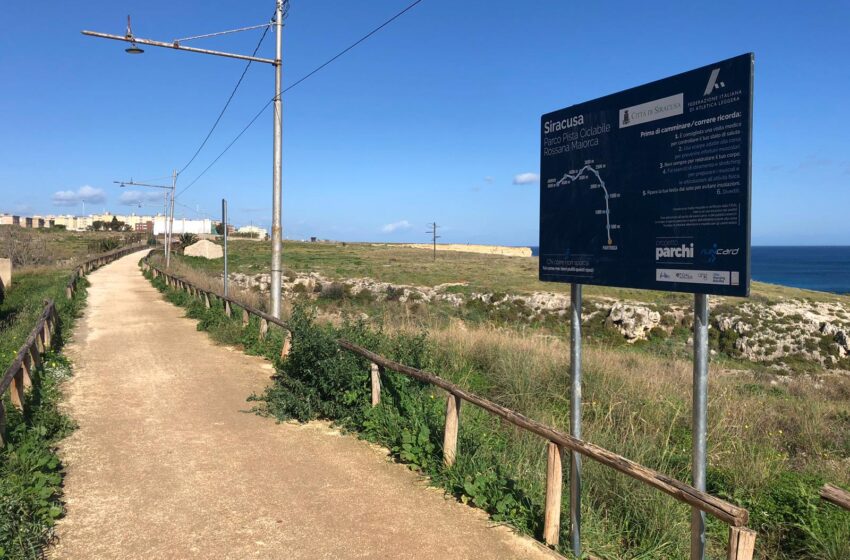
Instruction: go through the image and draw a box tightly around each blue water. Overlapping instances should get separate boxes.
[750,246,850,294]
[527,246,850,294]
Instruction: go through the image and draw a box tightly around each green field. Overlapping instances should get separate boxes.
[178,239,849,305]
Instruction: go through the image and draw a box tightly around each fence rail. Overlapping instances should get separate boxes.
[1,243,149,445]
[142,254,758,559]
[820,483,850,512]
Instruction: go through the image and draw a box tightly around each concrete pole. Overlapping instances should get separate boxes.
[270,0,284,317]
[166,170,176,269]
[222,198,228,297]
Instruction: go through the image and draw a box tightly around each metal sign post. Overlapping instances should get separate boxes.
[222,199,229,297]
[691,293,709,559]
[570,283,583,557]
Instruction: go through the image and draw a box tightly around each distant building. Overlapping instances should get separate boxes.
[135,221,154,233]
[153,217,213,236]
[236,225,267,239]
[0,214,20,226]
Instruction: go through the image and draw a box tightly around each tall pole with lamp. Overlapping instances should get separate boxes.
[85,4,286,316]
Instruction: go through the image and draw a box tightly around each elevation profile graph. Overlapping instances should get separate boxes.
[546,161,618,248]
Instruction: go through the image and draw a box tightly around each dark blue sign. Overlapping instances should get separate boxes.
[539,54,753,296]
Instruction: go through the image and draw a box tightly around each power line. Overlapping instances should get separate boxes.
[177,22,271,175]
[176,0,425,198]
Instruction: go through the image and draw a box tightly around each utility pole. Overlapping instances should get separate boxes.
[114,177,175,265]
[166,169,177,269]
[222,198,229,296]
[425,222,440,261]
[83,3,286,315]
[270,0,284,318]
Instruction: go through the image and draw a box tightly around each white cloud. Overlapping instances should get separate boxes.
[119,190,163,205]
[484,176,494,184]
[513,172,539,185]
[381,220,411,233]
[52,185,106,206]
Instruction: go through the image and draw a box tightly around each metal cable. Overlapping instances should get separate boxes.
[176,0,424,198]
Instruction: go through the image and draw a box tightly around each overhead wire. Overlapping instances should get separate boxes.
[176,0,424,198]
[176,21,272,176]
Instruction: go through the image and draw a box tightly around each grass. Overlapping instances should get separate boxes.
[145,254,850,560]
[0,281,87,559]
[174,239,850,305]
[0,225,142,268]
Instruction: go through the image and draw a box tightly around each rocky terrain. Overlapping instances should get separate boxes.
[228,271,850,373]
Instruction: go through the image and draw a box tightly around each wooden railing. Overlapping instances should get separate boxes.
[820,484,850,512]
[142,255,758,559]
[0,300,57,446]
[1,243,149,445]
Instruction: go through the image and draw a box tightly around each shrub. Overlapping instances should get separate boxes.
[318,282,346,301]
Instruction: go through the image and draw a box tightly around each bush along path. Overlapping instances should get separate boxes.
[143,261,850,560]
[0,291,87,559]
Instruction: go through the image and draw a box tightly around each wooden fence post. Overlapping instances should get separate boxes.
[242,308,250,327]
[35,328,45,353]
[259,318,268,340]
[10,367,25,411]
[370,363,382,407]
[66,285,73,299]
[443,393,461,466]
[225,300,232,317]
[43,320,51,348]
[204,293,211,309]
[22,353,32,390]
[727,526,757,560]
[543,441,563,547]
[0,401,5,448]
[30,347,42,371]
[281,330,292,359]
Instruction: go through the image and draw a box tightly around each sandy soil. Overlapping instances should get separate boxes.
[50,252,560,560]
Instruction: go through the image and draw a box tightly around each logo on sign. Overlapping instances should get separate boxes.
[655,243,694,261]
[703,68,726,96]
[701,243,739,264]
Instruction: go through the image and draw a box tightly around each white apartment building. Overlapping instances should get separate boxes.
[153,216,213,236]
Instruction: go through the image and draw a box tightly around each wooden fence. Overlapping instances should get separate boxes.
[142,255,759,559]
[820,484,850,512]
[0,243,148,445]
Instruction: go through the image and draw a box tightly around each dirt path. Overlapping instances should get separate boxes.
[52,252,559,560]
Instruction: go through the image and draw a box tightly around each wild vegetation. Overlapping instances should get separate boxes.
[147,246,850,560]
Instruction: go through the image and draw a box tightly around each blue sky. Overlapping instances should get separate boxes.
[1,0,849,245]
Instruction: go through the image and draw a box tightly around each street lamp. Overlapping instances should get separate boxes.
[83,1,286,318]
[124,16,144,54]
[115,175,176,268]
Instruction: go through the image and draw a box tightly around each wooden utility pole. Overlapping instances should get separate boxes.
[426,222,440,261]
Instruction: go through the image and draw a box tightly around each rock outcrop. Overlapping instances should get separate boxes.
[604,302,662,342]
[184,240,223,259]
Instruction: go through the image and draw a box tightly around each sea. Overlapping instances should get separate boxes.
[527,246,850,295]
